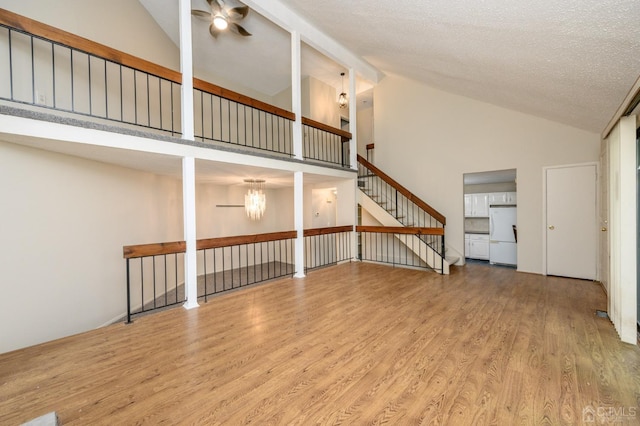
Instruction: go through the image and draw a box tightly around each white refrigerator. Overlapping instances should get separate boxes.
[489,205,517,266]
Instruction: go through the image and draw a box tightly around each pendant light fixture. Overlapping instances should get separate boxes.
[338,72,348,109]
[244,179,266,220]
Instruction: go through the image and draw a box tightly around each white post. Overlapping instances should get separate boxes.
[182,156,199,309]
[179,0,197,309]
[179,0,194,141]
[291,31,303,160]
[294,171,305,277]
[348,68,357,170]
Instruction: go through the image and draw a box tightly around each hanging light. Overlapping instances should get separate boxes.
[338,72,348,109]
[244,179,266,220]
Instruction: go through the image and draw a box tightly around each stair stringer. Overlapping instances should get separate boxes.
[358,191,450,274]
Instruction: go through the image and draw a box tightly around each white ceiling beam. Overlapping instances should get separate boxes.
[242,0,381,84]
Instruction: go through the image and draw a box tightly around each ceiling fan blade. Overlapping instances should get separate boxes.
[228,5,249,19]
[191,9,212,19]
[206,0,222,14]
[230,22,252,36]
[208,23,220,38]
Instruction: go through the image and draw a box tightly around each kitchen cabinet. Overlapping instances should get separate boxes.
[467,234,489,260]
[488,192,517,205]
[465,193,489,217]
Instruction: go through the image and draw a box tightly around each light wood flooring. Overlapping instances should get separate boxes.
[1,262,639,425]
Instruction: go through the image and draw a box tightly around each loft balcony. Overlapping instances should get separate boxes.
[0,8,353,171]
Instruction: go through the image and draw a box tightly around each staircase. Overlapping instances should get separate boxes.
[357,154,458,274]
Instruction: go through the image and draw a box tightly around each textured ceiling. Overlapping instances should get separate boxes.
[277,0,640,132]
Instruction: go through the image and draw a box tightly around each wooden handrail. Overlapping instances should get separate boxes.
[301,117,352,140]
[0,9,296,121]
[356,226,444,236]
[194,78,295,121]
[0,8,182,84]
[197,231,297,251]
[366,143,375,150]
[123,241,186,259]
[124,231,298,258]
[357,155,446,225]
[303,225,353,237]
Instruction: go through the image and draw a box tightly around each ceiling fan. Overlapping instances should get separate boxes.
[192,0,252,38]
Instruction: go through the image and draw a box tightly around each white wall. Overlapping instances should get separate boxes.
[196,184,294,237]
[357,105,374,157]
[374,75,600,274]
[0,141,183,353]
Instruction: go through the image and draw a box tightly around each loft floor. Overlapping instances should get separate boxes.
[1,262,638,424]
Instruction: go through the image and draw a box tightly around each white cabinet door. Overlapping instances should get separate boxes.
[469,235,489,260]
[472,193,489,217]
[464,194,473,217]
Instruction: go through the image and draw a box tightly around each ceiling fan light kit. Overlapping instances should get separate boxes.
[213,13,228,30]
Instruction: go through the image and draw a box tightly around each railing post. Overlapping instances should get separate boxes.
[441,229,446,274]
[294,171,305,277]
[126,259,132,324]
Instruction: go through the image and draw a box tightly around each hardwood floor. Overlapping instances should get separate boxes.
[1,262,639,425]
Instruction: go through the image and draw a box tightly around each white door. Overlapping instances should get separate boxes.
[545,164,597,279]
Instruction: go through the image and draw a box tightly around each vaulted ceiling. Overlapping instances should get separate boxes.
[145,0,640,133]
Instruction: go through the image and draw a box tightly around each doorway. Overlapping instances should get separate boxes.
[544,163,597,280]
[463,169,517,267]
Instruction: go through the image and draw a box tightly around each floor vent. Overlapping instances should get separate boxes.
[595,310,609,319]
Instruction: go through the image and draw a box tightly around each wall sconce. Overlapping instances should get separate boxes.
[338,72,348,109]
[244,179,266,220]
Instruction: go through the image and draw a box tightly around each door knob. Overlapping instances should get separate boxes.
[548,225,555,230]
[601,227,607,232]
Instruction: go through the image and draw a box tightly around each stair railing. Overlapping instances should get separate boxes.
[357,154,446,263]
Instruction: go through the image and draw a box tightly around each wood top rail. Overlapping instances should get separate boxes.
[301,117,352,140]
[0,8,183,84]
[357,154,447,225]
[304,225,353,237]
[0,9,296,121]
[197,231,297,251]
[123,241,186,259]
[194,78,295,121]
[356,226,445,236]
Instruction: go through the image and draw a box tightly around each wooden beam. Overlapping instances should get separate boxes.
[303,225,353,237]
[356,226,445,236]
[302,117,352,139]
[197,231,297,250]
[193,78,295,121]
[123,241,186,259]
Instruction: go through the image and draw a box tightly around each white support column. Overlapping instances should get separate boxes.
[291,31,303,160]
[294,171,305,278]
[182,156,199,309]
[179,0,197,309]
[179,0,194,141]
[348,68,357,170]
